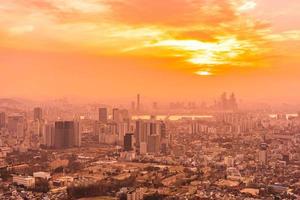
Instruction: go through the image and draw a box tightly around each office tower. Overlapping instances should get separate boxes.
[220,92,228,110]
[160,121,168,154]
[148,120,163,136]
[44,124,55,148]
[259,143,268,165]
[135,120,149,145]
[33,107,43,121]
[140,142,147,154]
[98,108,108,123]
[229,93,238,110]
[147,135,160,154]
[31,120,44,137]
[0,112,5,128]
[8,115,25,137]
[135,120,164,149]
[120,109,130,121]
[98,122,119,145]
[160,121,166,139]
[218,92,238,111]
[124,133,134,151]
[112,108,121,122]
[54,121,80,149]
[135,120,142,147]
[137,94,140,112]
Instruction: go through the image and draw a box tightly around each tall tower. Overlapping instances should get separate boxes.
[112,108,121,122]
[137,94,140,112]
[259,143,268,166]
[229,93,238,110]
[34,107,43,121]
[44,124,55,148]
[220,92,228,110]
[54,121,80,149]
[124,133,134,151]
[98,108,108,123]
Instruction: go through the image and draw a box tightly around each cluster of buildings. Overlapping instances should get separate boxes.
[0,98,300,199]
[95,107,169,157]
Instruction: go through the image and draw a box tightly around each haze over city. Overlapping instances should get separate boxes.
[1,1,300,200]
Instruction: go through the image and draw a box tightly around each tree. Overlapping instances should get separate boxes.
[34,178,50,193]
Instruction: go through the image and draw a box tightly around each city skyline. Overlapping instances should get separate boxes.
[1,1,300,199]
[0,0,300,102]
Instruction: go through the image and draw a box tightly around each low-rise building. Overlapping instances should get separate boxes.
[33,172,51,180]
[12,175,35,188]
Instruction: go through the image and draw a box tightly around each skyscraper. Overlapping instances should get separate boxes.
[98,108,108,123]
[135,120,148,146]
[112,108,120,122]
[124,133,134,151]
[147,135,160,154]
[8,115,25,137]
[54,121,81,149]
[259,143,268,166]
[135,120,142,147]
[0,112,5,128]
[137,94,140,112]
[44,124,55,148]
[229,93,238,110]
[33,107,43,121]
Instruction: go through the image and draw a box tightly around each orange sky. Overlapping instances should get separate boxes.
[0,0,300,103]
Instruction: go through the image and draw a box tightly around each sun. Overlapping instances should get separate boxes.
[195,71,213,76]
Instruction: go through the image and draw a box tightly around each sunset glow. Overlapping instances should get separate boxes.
[195,71,213,76]
[1,0,300,101]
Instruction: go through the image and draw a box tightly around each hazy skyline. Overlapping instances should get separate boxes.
[1,0,300,102]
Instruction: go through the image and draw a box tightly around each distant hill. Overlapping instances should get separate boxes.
[0,98,21,105]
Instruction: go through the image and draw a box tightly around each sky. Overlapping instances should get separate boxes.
[0,0,300,103]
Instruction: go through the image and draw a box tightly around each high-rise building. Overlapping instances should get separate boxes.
[259,143,268,165]
[124,133,134,151]
[229,93,238,110]
[120,109,130,122]
[135,120,142,147]
[112,108,121,122]
[0,112,5,128]
[218,92,238,111]
[135,120,149,146]
[140,142,147,155]
[160,121,166,139]
[147,135,160,154]
[44,124,55,148]
[33,107,43,121]
[54,121,81,149]
[98,108,108,123]
[135,120,165,154]
[137,94,140,112]
[8,115,25,137]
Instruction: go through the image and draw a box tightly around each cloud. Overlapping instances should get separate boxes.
[266,30,300,42]
[107,0,237,26]
[9,25,35,35]
[238,0,256,12]
[1,0,298,75]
